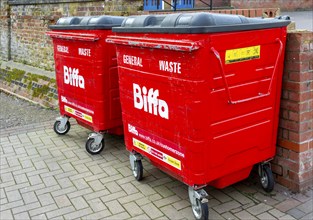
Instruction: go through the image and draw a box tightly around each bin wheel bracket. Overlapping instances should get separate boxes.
[188,186,209,220]
[54,116,70,135]
[258,162,274,193]
[85,132,104,155]
[129,153,143,181]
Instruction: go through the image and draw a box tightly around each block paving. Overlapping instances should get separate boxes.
[0,120,312,219]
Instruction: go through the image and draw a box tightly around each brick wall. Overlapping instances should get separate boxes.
[272,31,313,192]
[231,0,313,11]
[0,0,10,60]
[212,7,279,17]
[0,0,142,107]
[0,0,142,70]
[149,7,280,17]
[0,60,58,108]
[194,0,230,8]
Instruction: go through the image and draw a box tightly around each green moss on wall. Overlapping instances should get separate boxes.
[27,73,55,83]
[6,68,26,84]
[3,71,56,98]
[49,78,56,83]
[32,84,50,98]
[27,82,33,90]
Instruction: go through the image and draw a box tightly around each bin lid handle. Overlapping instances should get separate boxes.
[106,36,201,52]
[211,38,283,104]
[46,31,100,42]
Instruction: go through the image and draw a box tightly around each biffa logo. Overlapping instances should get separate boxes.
[133,83,169,120]
[128,124,138,136]
[64,66,85,89]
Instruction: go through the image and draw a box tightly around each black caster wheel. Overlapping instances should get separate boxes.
[85,138,104,155]
[188,187,209,220]
[260,164,275,193]
[53,120,70,135]
[132,160,143,181]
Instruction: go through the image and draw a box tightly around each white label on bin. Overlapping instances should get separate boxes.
[159,60,181,74]
[64,105,93,123]
[57,45,69,53]
[78,48,91,57]
[133,138,181,170]
[63,65,85,89]
[123,55,143,67]
[133,83,169,120]
[61,95,94,114]
[128,124,185,158]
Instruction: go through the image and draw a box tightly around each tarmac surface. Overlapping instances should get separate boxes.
[281,10,313,31]
[0,91,312,219]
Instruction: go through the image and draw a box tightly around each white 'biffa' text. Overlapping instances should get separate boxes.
[133,83,169,119]
[64,66,85,89]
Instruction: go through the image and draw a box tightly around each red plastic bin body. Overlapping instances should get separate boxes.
[47,29,123,134]
[108,23,288,188]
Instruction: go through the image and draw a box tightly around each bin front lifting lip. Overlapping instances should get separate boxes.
[106,35,202,52]
[46,31,100,42]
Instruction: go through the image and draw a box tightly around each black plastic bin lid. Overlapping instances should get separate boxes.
[112,13,291,33]
[49,16,125,30]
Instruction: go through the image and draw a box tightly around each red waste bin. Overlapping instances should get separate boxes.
[47,16,124,155]
[107,13,290,219]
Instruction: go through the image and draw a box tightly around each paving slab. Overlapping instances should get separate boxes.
[0,92,312,219]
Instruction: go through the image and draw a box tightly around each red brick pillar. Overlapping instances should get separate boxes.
[272,31,313,192]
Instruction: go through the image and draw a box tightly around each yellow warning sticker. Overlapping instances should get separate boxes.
[64,105,93,123]
[133,138,181,170]
[83,115,93,123]
[164,155,181,170]
[225,45,260,64]
[65,106,74,114]
[133,138,148,152]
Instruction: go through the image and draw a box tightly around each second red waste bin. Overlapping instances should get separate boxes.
[47,16,124,155]
[107,13,290,219]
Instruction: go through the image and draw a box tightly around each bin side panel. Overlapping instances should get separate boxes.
[206,28,287,187]
[51,30,122,133]
[209,28,285,175]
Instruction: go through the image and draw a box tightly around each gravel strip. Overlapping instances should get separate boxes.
[0,91,59,129]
